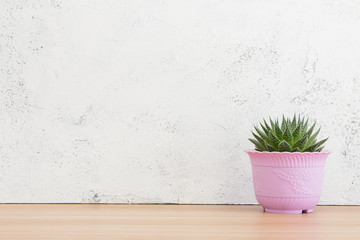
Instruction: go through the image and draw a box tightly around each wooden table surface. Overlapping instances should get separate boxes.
[0,204,359,239]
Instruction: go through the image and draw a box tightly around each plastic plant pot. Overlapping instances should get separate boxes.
[246,150,330,214]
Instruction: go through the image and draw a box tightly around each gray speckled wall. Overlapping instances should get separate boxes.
[1,0,360,204]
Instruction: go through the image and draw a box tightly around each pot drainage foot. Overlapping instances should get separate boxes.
[264,209,302,214]
[302,209,313,213]
[264,208,314,214]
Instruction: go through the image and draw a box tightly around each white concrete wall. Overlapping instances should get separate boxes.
[1,0,360,204]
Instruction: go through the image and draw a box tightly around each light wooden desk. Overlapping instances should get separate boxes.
[0,204,359,239]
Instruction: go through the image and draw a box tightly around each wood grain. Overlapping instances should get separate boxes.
[0,204,359,239]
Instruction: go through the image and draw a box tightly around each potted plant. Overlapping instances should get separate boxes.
[246,115,330,214]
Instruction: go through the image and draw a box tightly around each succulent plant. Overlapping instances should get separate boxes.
[249,115,328,152]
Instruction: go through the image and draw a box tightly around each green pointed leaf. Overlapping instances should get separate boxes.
[283,125,293,144]
[278,140,292,152]
[304,117,309,127]
[315,146,325,152]
[249,138,267,151]
[286,119,293,132]
[303,143,318,152]
[254,127,269,141]
[307,122,316,137]
[301,118,309,133]
[281,115,287,131]
[303,137,328,152]
[268,131,280,147]
[291,114,297,130]
[306,128,321,147]
[315,138,328,148]
[252,131,266,145]
[292,124,301,141]
[269,117,275,129]
[298,121,309,141]
[266,144,276,152]
[260,123,269,135]
[274,121,283,139]
[293,147,301,152]
[294,135,308,151]
[263,119,271,131]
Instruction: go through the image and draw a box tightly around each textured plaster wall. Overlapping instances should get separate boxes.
[1,0,360,204]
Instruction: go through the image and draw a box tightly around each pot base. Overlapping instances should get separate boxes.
[264,208,313,214]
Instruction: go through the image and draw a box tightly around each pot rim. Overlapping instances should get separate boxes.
[245,150,331,155]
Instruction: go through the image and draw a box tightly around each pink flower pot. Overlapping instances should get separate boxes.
[245,150,330,214]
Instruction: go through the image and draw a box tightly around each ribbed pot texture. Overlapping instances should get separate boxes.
[246,151,330,214]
